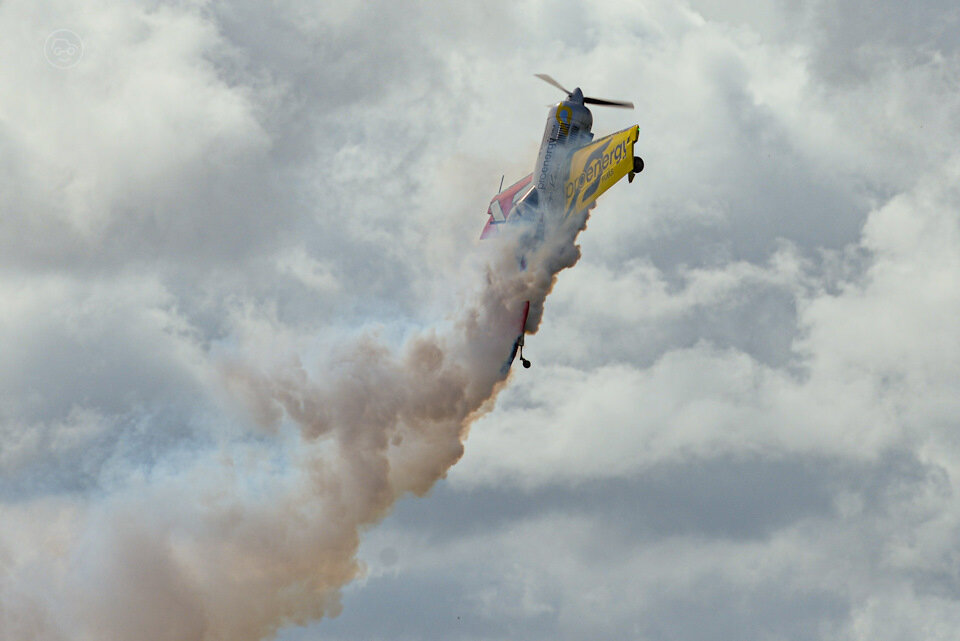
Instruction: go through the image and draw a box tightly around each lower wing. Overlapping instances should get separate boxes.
[479,176,536,372]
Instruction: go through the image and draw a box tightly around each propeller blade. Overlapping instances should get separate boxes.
[534,73,571,95]
[536,74,634,108]
[583,97,634,109]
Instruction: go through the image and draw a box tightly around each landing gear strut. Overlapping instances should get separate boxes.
[519,336,532,368]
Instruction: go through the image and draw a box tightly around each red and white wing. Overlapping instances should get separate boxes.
[479,174,534,239]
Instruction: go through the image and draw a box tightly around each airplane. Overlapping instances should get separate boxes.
[480,74,644,373]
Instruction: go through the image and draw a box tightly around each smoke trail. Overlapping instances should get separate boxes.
[0,210,590,641]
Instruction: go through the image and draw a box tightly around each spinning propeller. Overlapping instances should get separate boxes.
[534,74,634,109]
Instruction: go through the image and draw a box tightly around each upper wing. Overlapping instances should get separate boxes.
[562,125,639,219]
[479,173,534,239]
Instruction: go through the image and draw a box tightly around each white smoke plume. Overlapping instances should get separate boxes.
[0,209,590,641]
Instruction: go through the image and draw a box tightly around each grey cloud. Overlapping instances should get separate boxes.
[307,452,943,641]
[805,0,960,83]
[381,454,841,545]
[5,0,960,639]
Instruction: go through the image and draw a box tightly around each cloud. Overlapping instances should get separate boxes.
[4,0,960,640]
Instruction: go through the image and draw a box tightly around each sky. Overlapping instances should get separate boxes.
[2,0,960,639]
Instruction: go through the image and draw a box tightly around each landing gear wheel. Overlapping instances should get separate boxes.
[521,358,531,369]
[633,156,644,173]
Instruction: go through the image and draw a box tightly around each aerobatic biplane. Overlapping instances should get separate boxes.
[480,74,644,372]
